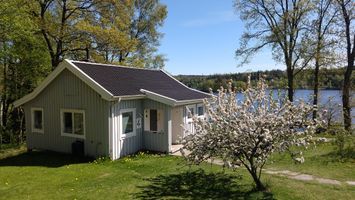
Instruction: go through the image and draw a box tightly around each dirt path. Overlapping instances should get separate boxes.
[263,169,355,186]
[171,149,355,186]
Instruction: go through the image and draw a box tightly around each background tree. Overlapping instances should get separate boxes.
[79,0,167,68]
[28,0,95,69]
[176,68,350,93]
[126,0,167,69]
[0,0,167,146]
[0,0,51,147]
[335,0,354,131]
[182,78,324,190]
[234,0,314,101]
[307,0,338,120]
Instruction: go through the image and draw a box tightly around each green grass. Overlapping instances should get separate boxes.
[0,150,269,200]
[267,138,355,181]
[0,143,354,200]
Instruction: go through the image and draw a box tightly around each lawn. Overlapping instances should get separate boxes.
[0,143,354,200]
[267,136,355,181]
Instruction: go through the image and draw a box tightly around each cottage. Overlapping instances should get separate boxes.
[14,60,210,159]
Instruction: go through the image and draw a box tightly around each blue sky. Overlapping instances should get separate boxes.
[159,0,283,75]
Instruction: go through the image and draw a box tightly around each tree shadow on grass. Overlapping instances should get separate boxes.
[0,151,93,168]
[136,169,274,200]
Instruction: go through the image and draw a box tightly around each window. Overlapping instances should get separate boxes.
[144,109,162,132]
[187,105,195,119]
[122,112,133,134]
[61,109,85,139]
[31,108,44,133]
[149,109,158,132]
[197,104,204,116]
[120,108,136,138]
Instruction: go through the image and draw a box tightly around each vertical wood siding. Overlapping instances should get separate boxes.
[24,69,110,158]
[22,68,200,159]
[171,106,184,144]
[110,99,144,158]
[142,99,171,152]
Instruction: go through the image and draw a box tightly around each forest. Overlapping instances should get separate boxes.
[176,67,353,92]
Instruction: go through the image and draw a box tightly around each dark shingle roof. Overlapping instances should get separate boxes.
[72,61,209,101]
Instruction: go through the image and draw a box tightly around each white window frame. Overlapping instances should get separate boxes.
[31,107,44,134]
[60,109,86,139]
[144,109,164,133]
[197,103,205,118]
[120,108,136,138]
[149,109,159,132]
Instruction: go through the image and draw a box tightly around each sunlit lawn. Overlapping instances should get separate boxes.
[0,142,354,200]
[267,136,355,181]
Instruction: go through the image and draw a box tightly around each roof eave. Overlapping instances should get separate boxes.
[160,69,212,97]
[140,89,207,107]
[112,94,146,101]
[173,99,206,106]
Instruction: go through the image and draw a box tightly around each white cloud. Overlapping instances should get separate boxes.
[182,10,239,27]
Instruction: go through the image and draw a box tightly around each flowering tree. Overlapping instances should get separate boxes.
[181,78,324,190]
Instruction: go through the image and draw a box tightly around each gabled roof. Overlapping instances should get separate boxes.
[14,59,210,107]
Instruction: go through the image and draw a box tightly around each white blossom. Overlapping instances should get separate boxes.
[181,77,325,190]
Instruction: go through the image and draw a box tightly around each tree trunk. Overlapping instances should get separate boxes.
[241,158,266,191]
[313,60,320,120]
[338,1,354,132]
[250,169,266,191]
[342,61,353,131]
[342,34,354,131]
[85,47,90,61]
[1,42,9,128]
[17,108,24,145]
[286,66,294,102]
[51,58,60,70]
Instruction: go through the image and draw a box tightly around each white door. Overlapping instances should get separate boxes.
[119,108,136,156]
[184,105,196,137]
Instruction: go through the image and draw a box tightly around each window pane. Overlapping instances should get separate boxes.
[122,112,133,134]
[150,109,157,132]
[197,106,204,116]
[34,110,43,129]
[63,112,73,133]
[74,113,84,135]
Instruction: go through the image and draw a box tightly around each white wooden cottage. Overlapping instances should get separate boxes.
[14,60,210,159]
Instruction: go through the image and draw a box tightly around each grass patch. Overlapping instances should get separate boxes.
[267,138,355,181]
[0,146,354,199]
[0,150,271,199]
[0,144,26,159]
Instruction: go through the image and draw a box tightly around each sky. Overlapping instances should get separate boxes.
[159,0,284,75]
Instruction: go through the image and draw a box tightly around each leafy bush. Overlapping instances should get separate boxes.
[332,130,354,160]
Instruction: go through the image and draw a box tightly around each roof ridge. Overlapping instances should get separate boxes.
[160,69,212,96]
[69,59,161,72]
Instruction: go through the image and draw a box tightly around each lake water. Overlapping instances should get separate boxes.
[235,89,354,125]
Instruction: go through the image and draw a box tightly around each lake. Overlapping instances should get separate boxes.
[235,89,354,125]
